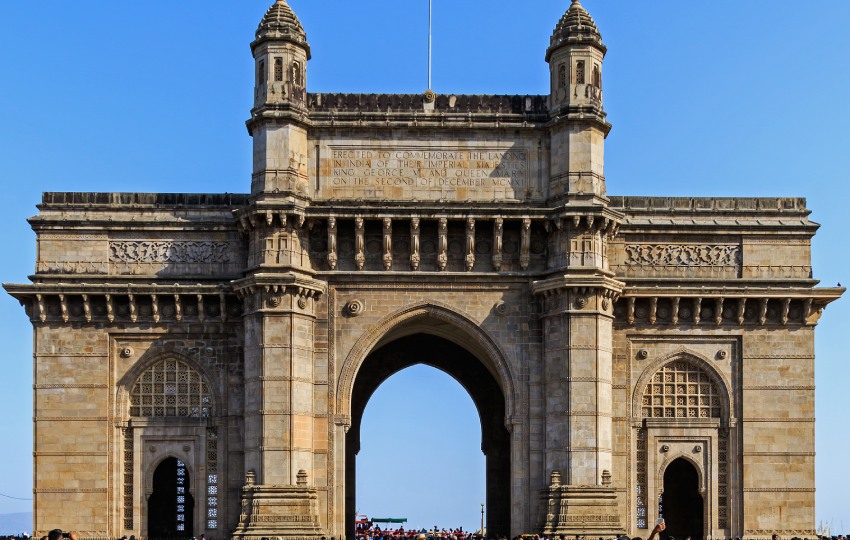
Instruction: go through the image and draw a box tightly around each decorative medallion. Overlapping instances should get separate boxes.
[494,301,509,317]
[636,349,648,360]
[120,347,134,359]
[298,297,308,309]
[345,300,364,317]
[268,296,283,308]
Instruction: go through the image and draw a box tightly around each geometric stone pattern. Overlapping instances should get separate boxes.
[2,1,843,540]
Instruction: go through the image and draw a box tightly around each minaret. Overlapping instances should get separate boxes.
[535,1,625,536]
[248,0,311,197]
[545,0,609,203]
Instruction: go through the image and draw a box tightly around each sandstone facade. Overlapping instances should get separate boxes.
[4,1,843,539]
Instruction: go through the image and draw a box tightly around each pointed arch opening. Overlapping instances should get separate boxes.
[148,456,195,538]
[346,333,511,540]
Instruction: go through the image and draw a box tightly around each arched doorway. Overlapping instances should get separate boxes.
[662,458,703,540]
[346,334,511,540]
[148,457,195,538]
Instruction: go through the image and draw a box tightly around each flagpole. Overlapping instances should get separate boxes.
[428,0,432,90]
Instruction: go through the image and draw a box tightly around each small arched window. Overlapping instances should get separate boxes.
[576,61,586,85]
[291,61,302,86]
[558,64,566,89]
[592,65,601,88]
[274,57,284,82]
[129,358,211,418]
[641,360,721,419]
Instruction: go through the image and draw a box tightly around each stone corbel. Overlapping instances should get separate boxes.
[59,294,69,323]
[671,297,680,324]
[715,298,724,325]
[151,294,159,323]
[197,294,206,322]
[106,294,115,323]
[437,218,448,271]
[82,294,92,323]
[758,297,768,325]
[36,294,46,323]
[327,216,338,270]
[174,294,183,322]
[694,297,702,324]
[648,297,657,325]
[627,297,636,325]
[737,298,746,325]
[127,294,136,323]
[520,217,531,270]
[781,297,791,325]
[465,218,476,272]
[382,218,393,271]
[354,216,365,271]
[410,217,421,271]
[219,292,228,322]
[492,217,504,271]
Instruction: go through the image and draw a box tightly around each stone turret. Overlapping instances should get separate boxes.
[252,0,310,109]
[547,0,606,112]
[248,0,311,197]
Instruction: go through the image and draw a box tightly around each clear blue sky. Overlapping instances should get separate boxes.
[0,0,848,534]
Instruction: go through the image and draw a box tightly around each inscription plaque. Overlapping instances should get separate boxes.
[320,146,530,201]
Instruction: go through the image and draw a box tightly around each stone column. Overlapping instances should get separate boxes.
[534,267,623,535]
[233,278,325,539]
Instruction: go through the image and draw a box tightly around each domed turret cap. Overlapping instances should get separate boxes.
[253,0,311,58]
[546,0,605,61]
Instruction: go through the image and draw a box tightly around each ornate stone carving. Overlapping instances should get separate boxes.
[494,301,509,317]
[465,218,476,271]
[382,218,393,270]
[492,218,504,271]
[109,241,231,263]
[437,218,448,271]
[345,300,364,317]
[410,217,421,270]
[624,244,740,267]
[520,218,531,270]
[354,217,365,270]
[327,216,338,270]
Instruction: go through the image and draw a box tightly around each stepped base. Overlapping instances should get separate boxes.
[539,482,625,536]
[232,483,325,540]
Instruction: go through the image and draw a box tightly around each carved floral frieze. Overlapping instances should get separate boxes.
[109,241,231,264]
[624,244,740,267]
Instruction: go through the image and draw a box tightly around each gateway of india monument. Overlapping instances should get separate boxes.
[4,1,843,539]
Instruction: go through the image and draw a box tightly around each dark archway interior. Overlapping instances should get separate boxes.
[148,457,195,539]
[346,333,511,539]
[662,458,703,540]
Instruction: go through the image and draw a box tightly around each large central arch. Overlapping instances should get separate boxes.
[338,303,517,539]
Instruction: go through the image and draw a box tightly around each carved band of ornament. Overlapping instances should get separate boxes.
[33,488,108,493]
[109,241,232,264]
[742,488,816,493]
[35,416,109,421]
[35,384,109,389]
[35,452,108,456]
[744,452,816,456]
[742,385,815,391]
[742,418,815,422]
[624,244,741,267]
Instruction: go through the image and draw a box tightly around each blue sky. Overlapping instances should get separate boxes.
[0,0,848,533]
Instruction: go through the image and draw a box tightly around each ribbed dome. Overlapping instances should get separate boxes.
[253,0,310,55]
[547,0,605,60]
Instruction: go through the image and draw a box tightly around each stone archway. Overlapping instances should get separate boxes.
[148,456,195,539]
[662,458,703,540]
[345,333,511,540]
